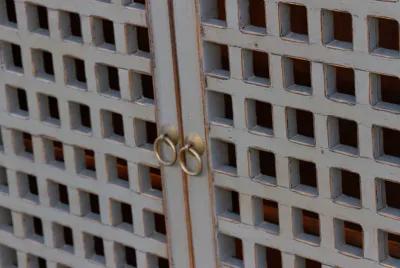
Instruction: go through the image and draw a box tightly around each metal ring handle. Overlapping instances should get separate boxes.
[178,144,203,176]
[154,134,177,166]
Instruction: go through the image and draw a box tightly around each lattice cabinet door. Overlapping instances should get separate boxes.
[172,0,400,268]
[0,0,192,267]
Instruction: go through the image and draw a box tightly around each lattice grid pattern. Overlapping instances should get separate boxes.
[200,0,400,267]
[0,0,170,267]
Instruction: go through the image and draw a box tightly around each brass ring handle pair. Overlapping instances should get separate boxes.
[154,133,203,176]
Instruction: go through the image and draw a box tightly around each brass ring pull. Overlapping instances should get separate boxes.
[178,144,203,176]
[154,134,177,166]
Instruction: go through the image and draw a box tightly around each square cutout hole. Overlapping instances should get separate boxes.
[38,94,60,126]
[328,117,359,155]
[110,199,133,231]
[74,147,96,178]
[26,3,49,35]
[379,230,400,264]
[130,72,154,103]
[64,56,87,89]
[0,244,17,267]
[203,42,230,79]
[43,139,64,168]
[126,25,151,55]
[283,57,312,94]
[331,168,361,208]
[59,11,82,42]
[31,49,54,81]
[6,86,29,118]
[0,41,23,73]
[322,10,353,50]
[139,165,163,196]
[374,126,400,165]
[96,64,120,97]
[286,108,314,146]
[144,210,167,239]
[240,0,266,33]
[371,73,400,112]
[201,0,226,27]
[17,172,38,203]
[335,219,364,257]
[289,158,318,196]
[249,148,276,185]
[369,16,399,57]
[79,190,100,221]
[256,245,282,268]
[242,50,270,85]
[279,3,308,42]
[101,110,125,142]
[23,215,44,243]
[83,233,105,264]
[69,102,91,133]
[325,65,355,104]
[208,91,233,126]
[134,119,157,149]
[0,0,18,27]
[53,223,74,253]
[12,130,34,160]
[92,17,115,50]
[106,155,129,187]
[254,197,279,233]
[48,180,69,211]
[114,243,137,267]
[0,206,13,232]
[382,127,400,159]
[293,208,320,245]
[216,187,240,221]
[218,233,243,267]
[376,178,400,218]
[126,24,146,54]
[211,139,237,175]
[246,99,273,135]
